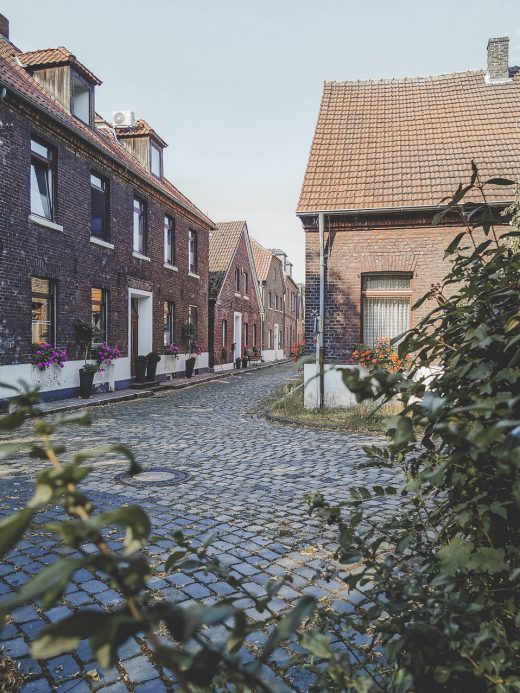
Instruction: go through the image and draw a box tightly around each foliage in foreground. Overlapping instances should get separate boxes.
[301,168,520,691]
[0,387,314,692]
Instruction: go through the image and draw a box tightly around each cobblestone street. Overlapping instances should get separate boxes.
[1,363,396,692]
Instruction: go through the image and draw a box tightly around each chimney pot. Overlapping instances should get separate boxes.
[0,14,9,40]
[487,36,510,83]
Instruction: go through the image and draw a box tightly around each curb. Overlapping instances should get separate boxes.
[39,389,154,416]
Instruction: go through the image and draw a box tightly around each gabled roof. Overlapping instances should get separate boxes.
[209,221,246,273]
[0,36,213,228]
[115,119,168,148]
[298,69,520,214]
[251,239,276,282]
[18,46,102,85]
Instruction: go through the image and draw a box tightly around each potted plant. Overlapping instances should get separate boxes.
[181,322,197,378]
[241,353,248,369]
[235,356,241,369]
[146,352,161,381]
[164,343,180,378]
[135,355,147,383]
[221,346,228,363]
[74,319,98,399]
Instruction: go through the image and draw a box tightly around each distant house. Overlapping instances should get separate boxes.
[0,14,214,402]
[270,250,300,357]
[251,240,285,361]
[208,222,262,369]
[297,36,520,365]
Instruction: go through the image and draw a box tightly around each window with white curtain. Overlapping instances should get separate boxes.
[361,274,411,346]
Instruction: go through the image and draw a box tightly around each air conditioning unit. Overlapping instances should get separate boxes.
[112,110,135,127]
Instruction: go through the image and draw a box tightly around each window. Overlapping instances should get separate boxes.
[268,328,273,349]
[243,272,248,295]
[91,173,108,240]
[252,323,257,347]
[361,274,412,347]
[244,322,249,346]
[164,215,175,265]
[189,229,198,273]
[71,71,92,125]
[30,138,54,220]
[150,142,162,178]
[133,198,146,254]
[222,319,227,347]
[91,288,108,343]
[268,292,272,309]
[188,305,198,331]
[234,268,240,292]
[31,277,55,345]
[164,301,175,345]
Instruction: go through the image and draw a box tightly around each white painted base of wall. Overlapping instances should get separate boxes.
[261,349,285,363]
[158,352,209,377]
[211,362,234,373]
[304,363,368,409]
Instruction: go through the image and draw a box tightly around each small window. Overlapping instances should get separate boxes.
[164,215,175,265]
[234,268,240,292]
[133,198,146,254]
[268,292,272,309]
[244,322,249,346]
[91,173,109,240]
[164,301,175,345]
[188,305,198,330]
[268,328,273,349]
[31,277,55,345]
[71,71,92,125]
[91,288,108,343]
[150,142,162,178]
[243,272,248,295]
[222,319,227,347]
[361,274,412,346]
[30,138,54,220]
[252,323,257,347]
[189,229,198,273]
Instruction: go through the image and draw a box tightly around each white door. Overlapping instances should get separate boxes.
[234,312,242,359]
[274,323,280,359]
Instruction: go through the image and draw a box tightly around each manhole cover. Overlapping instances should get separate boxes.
[115,467,191,487]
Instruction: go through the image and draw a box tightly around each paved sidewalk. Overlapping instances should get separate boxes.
[0,363,396,692]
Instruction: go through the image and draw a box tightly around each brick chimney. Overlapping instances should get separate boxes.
[0,14,9,40]
[486,36,510,83]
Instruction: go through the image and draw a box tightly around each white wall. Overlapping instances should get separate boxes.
[157,352,209,377]
[304,363,369,409]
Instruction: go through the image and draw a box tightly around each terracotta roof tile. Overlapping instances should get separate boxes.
[115,119,167,148]
[209,221,245,272]
[251,239,274,282]
[1,36,213,227]
[298,69,520,212]
[18,46,102,85]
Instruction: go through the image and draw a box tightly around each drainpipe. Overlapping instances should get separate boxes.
[318,212,325,409]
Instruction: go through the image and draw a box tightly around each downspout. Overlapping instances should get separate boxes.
[318,212,325,409]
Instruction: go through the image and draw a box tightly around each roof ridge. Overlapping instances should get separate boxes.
[324,68,489,86]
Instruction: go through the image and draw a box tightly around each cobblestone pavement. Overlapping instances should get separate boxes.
[0,364,397,692]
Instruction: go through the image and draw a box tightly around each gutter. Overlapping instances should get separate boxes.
[0,78,215,230]
[296,201,511,217]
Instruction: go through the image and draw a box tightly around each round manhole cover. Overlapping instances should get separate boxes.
[115,467,191,487]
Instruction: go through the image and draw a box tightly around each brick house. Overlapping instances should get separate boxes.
[298,36,520,365]
[251,240,285,361]
[0,16,214,402]
[270,250,300,357]
[208,221,262,370]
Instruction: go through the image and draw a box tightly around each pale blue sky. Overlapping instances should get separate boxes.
[4,0,520,281]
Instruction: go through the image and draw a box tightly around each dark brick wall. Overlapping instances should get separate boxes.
[209,231,261,364]
[0,101,210,366]
[301,213,501,362]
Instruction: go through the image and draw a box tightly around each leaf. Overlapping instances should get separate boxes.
[261,596,315,659]
[101,506,151,554]
[0,508,34,559]
[444,232,467,257]
[484,177,515,186]
[89,612,141,668]
[468,547,507,574]
[301,631,332,659]
[73,444,140,476]
[0,442,28,460]
[437,537,473,575]
[32,610,111,659]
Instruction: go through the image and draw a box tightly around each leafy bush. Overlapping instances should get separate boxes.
[302,168,520,691]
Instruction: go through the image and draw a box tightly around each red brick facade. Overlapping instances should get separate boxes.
[259,255,285,353]
[283,274,299,356]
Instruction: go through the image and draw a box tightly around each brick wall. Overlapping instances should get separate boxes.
[302,214,500,361]
[261,255,285,350]
[0,101,210,367]
[209,231,261,364]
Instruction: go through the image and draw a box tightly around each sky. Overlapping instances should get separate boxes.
[3,0,520,282]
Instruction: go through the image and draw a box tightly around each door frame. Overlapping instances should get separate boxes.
[128,288,153,369]
[233,311,242,360]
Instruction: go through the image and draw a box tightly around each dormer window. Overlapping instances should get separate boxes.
[71,70,92,125]
[150,142,162,178]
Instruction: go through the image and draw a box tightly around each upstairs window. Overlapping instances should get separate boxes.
[31,277,55,345]
[268,292,272,309]
[71,71,92,125]
[222,319,227,347]
[244,322,249,346]
[30,138,54,220]
[164,215,175,265]
[189,229,198,274]
[243,272,248,295]
[91,288,108,343]
[361,274,412,347]
[90,173,108,240]
[133,198,146,254]
[164,301,175,345]
[150,142,162,178]
[234,268,240,292]
[189,305,198,333]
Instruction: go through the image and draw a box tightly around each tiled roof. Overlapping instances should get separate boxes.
[18,46,102,85]
[1,36,213,228]
[209,221,245,272]
[298,69,520,213]
[251,239,274,282]
[115,119,167,148]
